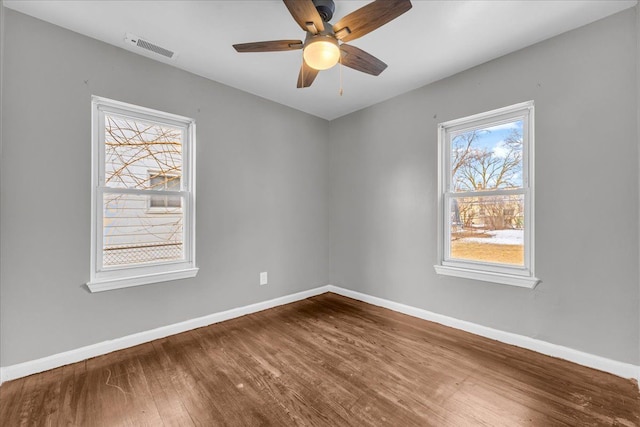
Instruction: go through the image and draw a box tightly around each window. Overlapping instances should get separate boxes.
[434,101,538,288]
[149,173,181,209]
[88,96,198,292]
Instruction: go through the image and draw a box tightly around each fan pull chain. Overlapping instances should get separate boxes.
[339,54,343,96]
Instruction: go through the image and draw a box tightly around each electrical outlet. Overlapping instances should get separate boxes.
[260,272,268,286]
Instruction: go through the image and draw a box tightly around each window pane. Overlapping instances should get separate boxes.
[451,120,523,192]
[449,194,524,266]
[104,115,183,189]
[103,193,184,267]
[166,195,181,208]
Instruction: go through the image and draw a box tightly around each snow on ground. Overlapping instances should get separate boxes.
[461,229,524,245]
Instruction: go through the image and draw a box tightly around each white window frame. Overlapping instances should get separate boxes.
[88,96,198,292]
[434,101,539,288]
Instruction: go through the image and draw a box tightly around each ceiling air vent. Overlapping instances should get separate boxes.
[125,33,177,60]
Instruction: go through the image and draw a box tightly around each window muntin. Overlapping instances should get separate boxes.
[436,102,537,288]
[89,97,197,292]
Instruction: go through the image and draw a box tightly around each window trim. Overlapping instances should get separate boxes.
[434,101,539,288]
[88,96,198,292]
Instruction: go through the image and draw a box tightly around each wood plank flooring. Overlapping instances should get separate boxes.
[1,292,639,426]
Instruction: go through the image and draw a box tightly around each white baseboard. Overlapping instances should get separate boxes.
[0,285,331,384]
[327,285,640,384]
[2,284,638,389]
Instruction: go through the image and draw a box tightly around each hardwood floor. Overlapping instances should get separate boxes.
[1,292,639,426]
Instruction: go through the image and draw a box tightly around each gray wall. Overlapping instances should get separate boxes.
[636,4,640,372]
[0,1,4,369]
[0,10,329,366]
[329,9,639,365]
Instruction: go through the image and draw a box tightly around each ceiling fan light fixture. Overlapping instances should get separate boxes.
[303,36,340,70]
[233,0,413,88]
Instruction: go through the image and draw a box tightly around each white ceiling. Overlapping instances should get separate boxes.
[4,0,637,120]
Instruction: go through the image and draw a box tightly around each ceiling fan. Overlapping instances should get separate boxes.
[233,0,412,88]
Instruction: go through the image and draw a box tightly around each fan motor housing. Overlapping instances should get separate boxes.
[313,0,335,22]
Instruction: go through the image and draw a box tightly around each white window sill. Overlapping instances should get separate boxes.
[87,267,199,293]
[434,265,539,289]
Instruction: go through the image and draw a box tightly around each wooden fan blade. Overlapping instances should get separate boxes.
[283,0,325,34]
[340,44,387,76]
[297,60,319,88]
[233,40,303,53]
[333,0,412,42]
